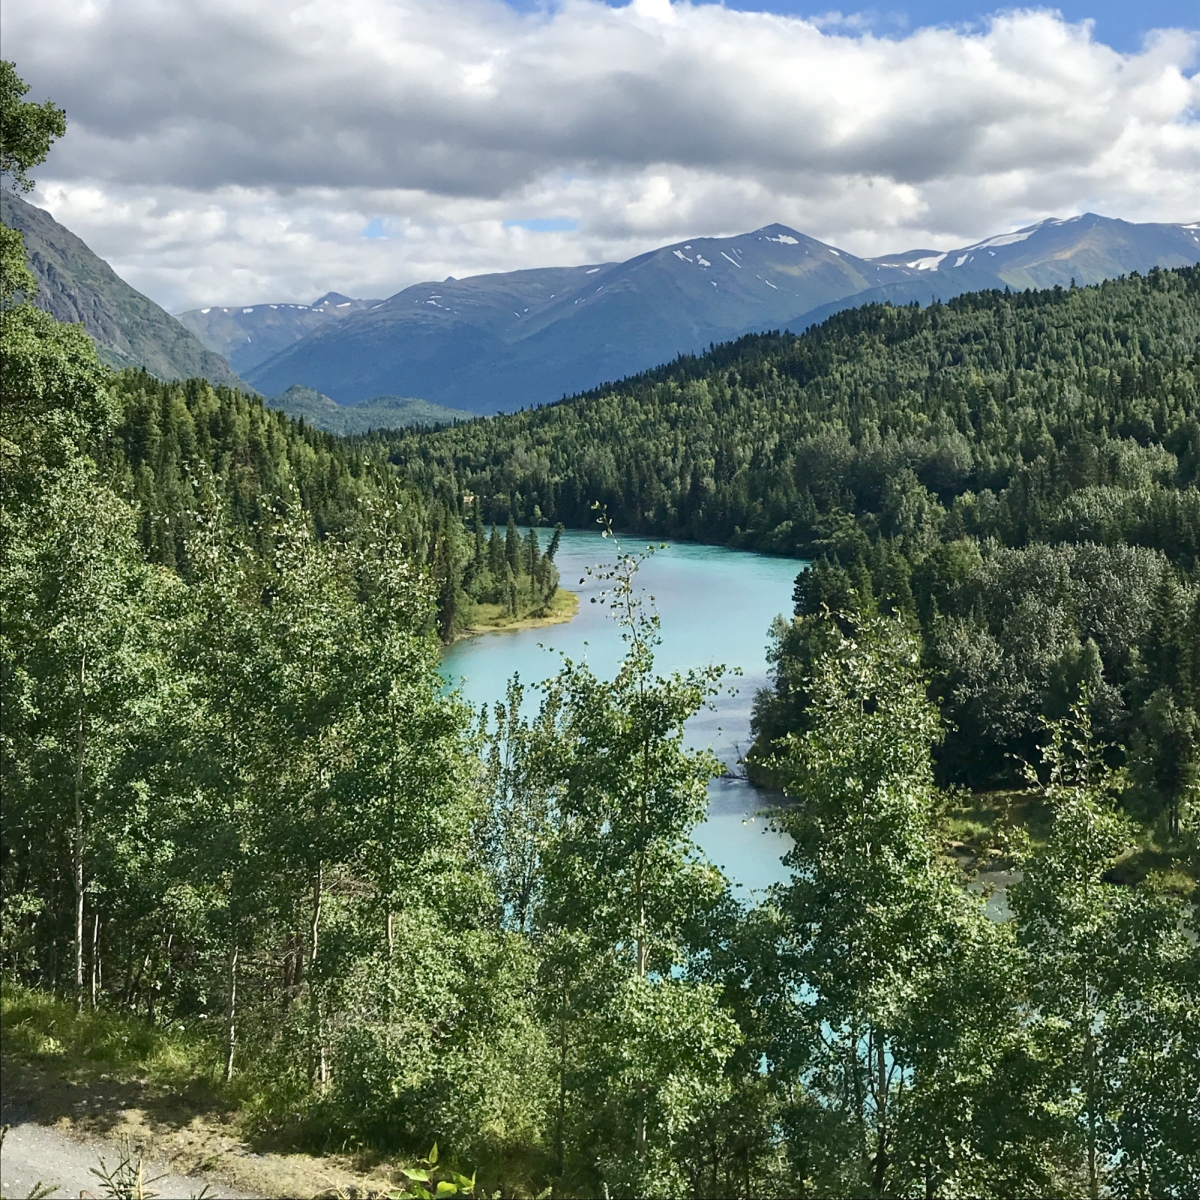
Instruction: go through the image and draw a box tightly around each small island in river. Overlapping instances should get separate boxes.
[460,587,579,638]
[444,515,577,641]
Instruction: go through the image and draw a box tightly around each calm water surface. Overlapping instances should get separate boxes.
[441,530,800,897]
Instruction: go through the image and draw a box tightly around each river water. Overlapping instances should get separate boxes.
[441,529,800,899]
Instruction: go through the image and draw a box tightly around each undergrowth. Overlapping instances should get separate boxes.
[1,982,218,1093]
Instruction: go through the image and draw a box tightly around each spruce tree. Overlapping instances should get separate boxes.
[488,523,504,578]
[506,514,521,575]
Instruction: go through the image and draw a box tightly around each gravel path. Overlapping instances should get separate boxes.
[0,1122,261,1199]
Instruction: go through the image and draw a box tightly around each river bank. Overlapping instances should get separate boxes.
[457,587,579,639]
[442,529,803,895]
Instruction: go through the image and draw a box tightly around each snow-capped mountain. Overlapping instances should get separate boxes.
[175,292,383,376]
[193,215,1198,414]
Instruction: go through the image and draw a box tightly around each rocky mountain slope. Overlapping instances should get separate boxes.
[1,191,242,387]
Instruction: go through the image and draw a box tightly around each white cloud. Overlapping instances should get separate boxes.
[4,0,1198,310]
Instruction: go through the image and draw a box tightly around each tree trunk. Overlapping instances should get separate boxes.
[73,653,87,1010]
[555,992,569,1179]
[89,912,100,1010]
[1086,1023,1098,1200]
[309,863,323,977]
[1083,963,1099,1200]
[872,1036,889,1198]
[224,944,239,1082]
[850,1031,868,1182]
[309,863,327,1088]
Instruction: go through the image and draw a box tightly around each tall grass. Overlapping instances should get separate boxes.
[1,981,219,1092]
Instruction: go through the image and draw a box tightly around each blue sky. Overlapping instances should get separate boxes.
[503,1,1197,53]
[743,3,1195,52]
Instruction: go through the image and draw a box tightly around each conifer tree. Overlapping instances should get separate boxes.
[505,514,521,574]
[488,523,504,578]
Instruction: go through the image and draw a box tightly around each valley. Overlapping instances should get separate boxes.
[3,50,1199,1200]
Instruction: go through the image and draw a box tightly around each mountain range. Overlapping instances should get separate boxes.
[1,190,241,388]
[175,293,383,376]
[236,214,1200,414]
[9,185,1199,421]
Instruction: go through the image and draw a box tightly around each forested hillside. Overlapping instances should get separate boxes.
[265,383,472,435]
[381,269,1200,562]
[4,63,1199,1200]
[383,270,1200,801]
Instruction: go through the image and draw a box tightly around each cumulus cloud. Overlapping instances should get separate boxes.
[3,0,1198,310]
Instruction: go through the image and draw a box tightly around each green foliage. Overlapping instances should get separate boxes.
[0,61,66,195]
[766,615,1053,1196]
[389,1143,478,1200]
[0,293,115,479]
[751,505,1200,818]
[476,676,560,934]
[87,1139,169,1200]
[1011,710,1200,1198]
[4,175,1199,1197]
[0,214,37,302]
[377,269,1200,563]
[458,506,562,627]
[0,249,536,1181]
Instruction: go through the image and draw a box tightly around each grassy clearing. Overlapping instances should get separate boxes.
[1,981,218,1094]
[463,588,578,636]
[935,790,1198,899]
[936,789,1050,874]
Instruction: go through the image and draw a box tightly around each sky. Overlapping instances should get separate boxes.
[3,0,1198,312]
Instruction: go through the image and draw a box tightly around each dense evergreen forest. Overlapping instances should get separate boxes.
[3,62,1199,1200]
[85,369,560,641]
[378,272,1200,566]
[381,271,1200,802]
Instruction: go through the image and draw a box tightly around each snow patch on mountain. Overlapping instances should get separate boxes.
[968,229,1036,250]
[908,253,947,271]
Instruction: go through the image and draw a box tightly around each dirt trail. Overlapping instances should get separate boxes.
[1,1058,401,1200]
[1,1121,258,1199]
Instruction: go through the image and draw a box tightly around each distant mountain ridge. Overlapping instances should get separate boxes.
[244,225,918,411]
[176,293,384,375]
[13,191,1197,417]
[1,190,242,388]
[241,214,1200,414]
[799,213,1200,328]
[266,385,470,434]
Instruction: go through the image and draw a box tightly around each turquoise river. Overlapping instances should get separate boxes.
[441,529,801,897]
